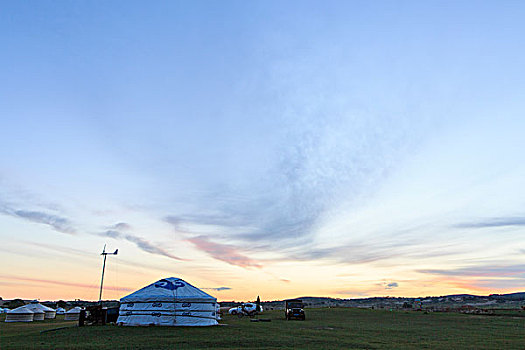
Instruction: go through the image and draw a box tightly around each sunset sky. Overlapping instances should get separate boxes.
[1,1,524,302]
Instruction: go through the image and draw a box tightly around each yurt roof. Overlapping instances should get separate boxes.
[24,305,45,314]
[66,307,82,313]
[9,306,35,314]
[121,277,216,302]
[26,303,52,312]
[29,300,55,311]
[41,304,56,312]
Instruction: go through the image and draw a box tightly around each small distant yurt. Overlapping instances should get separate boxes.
[0,308,4,314]
[64,307,82,321]
[117,277,219,326]
[5,306,34,322]
[28,301,56,319]
[56,307,66,315]
[41,305,56,319]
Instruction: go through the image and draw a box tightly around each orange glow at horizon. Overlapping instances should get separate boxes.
[1,268,522,302]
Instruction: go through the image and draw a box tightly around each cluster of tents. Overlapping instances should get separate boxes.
[4,277,222,327]
[3,301,80,322]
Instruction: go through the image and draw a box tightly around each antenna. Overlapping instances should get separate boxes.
[99,244,118,304]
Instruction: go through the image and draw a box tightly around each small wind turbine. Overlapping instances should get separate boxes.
[99,244,118,304]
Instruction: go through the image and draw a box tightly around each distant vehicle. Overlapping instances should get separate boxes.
[228,302,262,317]
[285,299,305,320]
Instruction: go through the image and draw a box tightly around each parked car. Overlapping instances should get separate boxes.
[285,299,305,320]
[228,303,262,317]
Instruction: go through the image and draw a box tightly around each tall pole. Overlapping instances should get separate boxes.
[99,253,107,303]
[99,245,118,305]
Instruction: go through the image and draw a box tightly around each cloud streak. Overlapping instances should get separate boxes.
[112,222,131,230]
[454,217,525,229]
[167,213,459,269]
[187,235,262,268]
[0,274,133,292]
[124,234,186,261]
[99,223,186,261]
[386,282,398,289]
[202,286,232,291]
[0,206,76,234]
[286,236,457,265]
[418,264,525,278]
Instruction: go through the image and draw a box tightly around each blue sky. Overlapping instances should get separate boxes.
[1,1,524,300]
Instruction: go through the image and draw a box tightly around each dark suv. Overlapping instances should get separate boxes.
[285,299,305,320]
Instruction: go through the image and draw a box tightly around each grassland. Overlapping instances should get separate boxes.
[1,308,524,349]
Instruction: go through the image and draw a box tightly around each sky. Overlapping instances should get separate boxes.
[1,0,524,302]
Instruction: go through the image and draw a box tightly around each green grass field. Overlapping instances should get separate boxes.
[1,308,524,349]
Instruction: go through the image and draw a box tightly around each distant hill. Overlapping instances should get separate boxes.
[259,292,525,310]
[490,292,525,300]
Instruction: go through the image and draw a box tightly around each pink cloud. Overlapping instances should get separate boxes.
[187,235,262,268]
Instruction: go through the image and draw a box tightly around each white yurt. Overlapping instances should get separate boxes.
[64,307,82,321]
[0,308,4,314]
[28,301,56,319]
[117,277,219,326]
[5,306,34,322]
[25,304,45,321]
[56,307,66,315]
[41,305,56,319]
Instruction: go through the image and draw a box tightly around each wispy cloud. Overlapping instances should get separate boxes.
[290,244,400,264]
[469,278,525,290]
[98,223,186,261]
[167,213,461,269]
[165,214,248,232]
[99,222,132,239]
[418,264,525,278]
[202,286,232,291]
[454,217,525,229]
[373,281,400,291]
[187,235,262,268]
[0,206,76,234]
[0,275,133,292]
[124,234,186,261]
[101,230,122,239]
[287,237,455,265]
[112,222,131,230]
[386,282,399,289]
[168,212,459,268]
